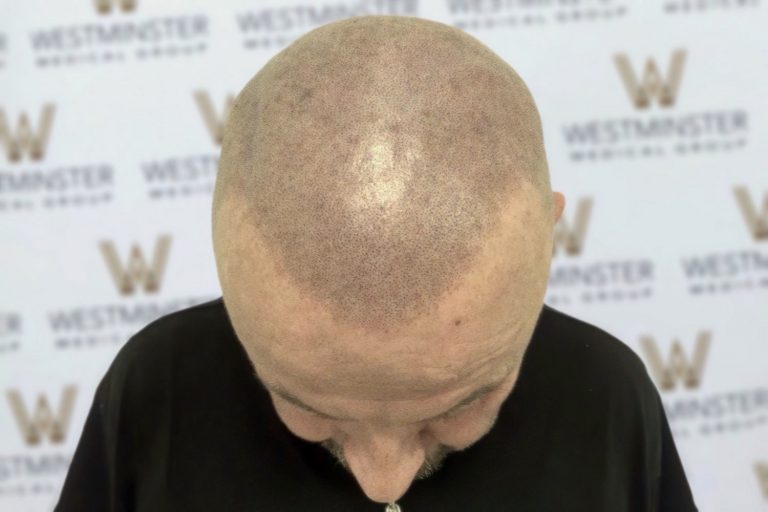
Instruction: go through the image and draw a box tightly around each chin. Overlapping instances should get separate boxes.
[319,438,455,481]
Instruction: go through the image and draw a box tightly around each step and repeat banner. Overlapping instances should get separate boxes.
[1,0,766,510]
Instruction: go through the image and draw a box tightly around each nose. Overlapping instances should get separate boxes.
[341,427,427,503]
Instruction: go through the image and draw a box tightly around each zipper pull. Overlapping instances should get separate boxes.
[385,503,402,512]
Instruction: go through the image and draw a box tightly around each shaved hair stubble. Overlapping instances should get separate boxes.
[212,15,555,336]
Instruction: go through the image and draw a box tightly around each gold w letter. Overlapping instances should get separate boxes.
[6,385,77,445]
[194,91,234,145]
[734,186,768,241]
[614,49,686,108]
[755,463,768,500]
[553,198,592,257]
[99,235,172,295]
[640,331,711,391]
[93,0,137,14]
[0,104,55,162]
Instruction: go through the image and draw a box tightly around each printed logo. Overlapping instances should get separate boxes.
[194,90,234,146]
[137,91,227,201]
[50,234,210,349]
[734,186,768,241]
[547,197,654,305]
[99,235,172,295]
[680,187,768,296]
[235,4,418,51]
[653,331,768,439]
[0,104,113,212]
[6,385,77,445]
[756,462,768,500]
[0,312,21,337]
[0,32,6,70]
[445,0,629,31]
[613,49,686,109]
[664,0,760,14]
[640,331,711,391]
[0,311,22,354]
[30,3,208,68]
[553,197,593,257]
[93,0,136,14]
[562,48,746,163]
[0,104,55,162]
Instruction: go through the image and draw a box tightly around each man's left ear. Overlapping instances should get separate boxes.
[552,191,565,223]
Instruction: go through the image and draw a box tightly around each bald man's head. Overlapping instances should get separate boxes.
[213,14,553,334]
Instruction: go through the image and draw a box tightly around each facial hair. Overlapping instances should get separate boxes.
[319,438,455,480]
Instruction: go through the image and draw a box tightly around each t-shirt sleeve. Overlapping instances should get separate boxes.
[653,390,699,512]
[54,369,130,512]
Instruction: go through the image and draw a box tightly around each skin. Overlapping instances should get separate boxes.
[213,15,555,333]
[212,15,566,505]
[217,185,564,503]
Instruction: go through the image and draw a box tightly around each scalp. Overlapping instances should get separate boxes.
[213,15,551,333]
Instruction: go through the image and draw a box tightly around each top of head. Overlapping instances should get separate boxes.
[212,15,553,335]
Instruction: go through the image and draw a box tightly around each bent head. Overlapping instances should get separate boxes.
[212,15,565,504]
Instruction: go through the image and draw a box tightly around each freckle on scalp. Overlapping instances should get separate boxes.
[212,15,550,334]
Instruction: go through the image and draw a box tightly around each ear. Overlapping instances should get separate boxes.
[552,191,565,223]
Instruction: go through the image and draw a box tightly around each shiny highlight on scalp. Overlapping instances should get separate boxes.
[212,15,551,333]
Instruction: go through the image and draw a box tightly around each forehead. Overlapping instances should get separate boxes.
[220,185,550,400]
[230,273,531,402]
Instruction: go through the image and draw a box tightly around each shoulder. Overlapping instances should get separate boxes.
[117,296,226,353]
[527,306,679,498]
[537,304,648,373]
[100,297,231,397]
[529,304,660,405]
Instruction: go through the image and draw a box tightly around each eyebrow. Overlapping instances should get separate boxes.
[256,370,510,422]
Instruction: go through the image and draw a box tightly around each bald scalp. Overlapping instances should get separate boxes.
[213,15,551,333]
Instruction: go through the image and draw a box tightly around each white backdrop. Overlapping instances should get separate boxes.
[0,1,766,510]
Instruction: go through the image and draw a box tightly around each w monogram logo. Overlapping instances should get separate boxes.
[614,49,686,109]
[6,386,77,445]
[733,186,768,241]
[640,331,711,391]
[93,0,136,14]
[99,235,172,295]
[0,104,55,162]
[553,198,593,257]
[755,462,768,500]
[194,90,234,146]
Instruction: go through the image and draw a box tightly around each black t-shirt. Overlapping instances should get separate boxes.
[55,297,698,512]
